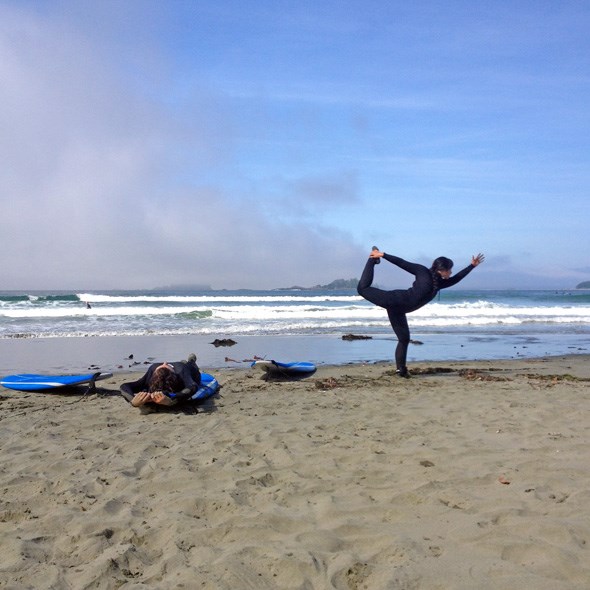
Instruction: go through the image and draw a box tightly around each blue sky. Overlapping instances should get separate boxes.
[1,0,589,289]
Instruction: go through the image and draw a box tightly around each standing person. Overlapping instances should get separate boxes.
[120,354,201,411]
[357,248,484,377]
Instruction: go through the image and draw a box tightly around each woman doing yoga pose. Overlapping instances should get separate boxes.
[357,248,484,377]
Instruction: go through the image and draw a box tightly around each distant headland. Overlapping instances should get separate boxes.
[152,284,212,291]
[277,278,358,291]
[576,281,590,289]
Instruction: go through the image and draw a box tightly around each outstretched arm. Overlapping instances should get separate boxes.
[386,253,428,276]
[471,253,485,266]
[369,249,425,275]
[442,253,485,288]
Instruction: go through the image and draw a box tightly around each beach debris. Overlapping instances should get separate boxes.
[459,369,509,382]
[342,334,372,341]
[211,338,237,347]
[225,357,239,363]
[420,460,435,467]
[410,339,424,345]
[521,373,589,384]
[498,476,511,485]
[315,377,341,390]
[409,367,454,375]
[127,354,134,359]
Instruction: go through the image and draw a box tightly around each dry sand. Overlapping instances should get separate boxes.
[1,355,590,589]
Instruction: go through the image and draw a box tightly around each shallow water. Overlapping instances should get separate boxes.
[1,330,589,376]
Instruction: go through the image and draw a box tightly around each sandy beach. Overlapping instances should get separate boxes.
[1,354,590,589]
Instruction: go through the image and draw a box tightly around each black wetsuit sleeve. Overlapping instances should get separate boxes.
[170,363,202,402]
[382,253,426,275]
[119,368,153,403]
[439,264,475,289]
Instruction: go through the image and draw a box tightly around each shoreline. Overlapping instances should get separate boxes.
[1,330,589,376]
[97,351,590,385]
[1,354,589,588]
[103,351,590,384]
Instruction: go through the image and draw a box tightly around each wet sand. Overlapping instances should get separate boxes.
[1,355,590,589]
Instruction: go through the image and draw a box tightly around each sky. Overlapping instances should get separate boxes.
[1,0,589,290]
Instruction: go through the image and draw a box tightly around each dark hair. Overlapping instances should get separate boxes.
[149,368,182,393]
[431,256,453,272]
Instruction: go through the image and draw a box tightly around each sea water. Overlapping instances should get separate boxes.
[1,289,589,373]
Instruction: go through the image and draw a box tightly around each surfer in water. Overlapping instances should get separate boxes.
[120,354,201,411]
[357,248,484,377]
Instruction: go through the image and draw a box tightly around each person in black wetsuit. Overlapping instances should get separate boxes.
[120,355,201,411]
[357,248,484,377]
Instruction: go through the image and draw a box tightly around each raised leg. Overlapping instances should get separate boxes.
[357,258,390,307]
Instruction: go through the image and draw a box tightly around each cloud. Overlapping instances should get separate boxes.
[0,5,363,290]
[284,171,360,208]
[3,3,586,292]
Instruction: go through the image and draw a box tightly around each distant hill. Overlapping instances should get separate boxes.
[279,278,358,290]
[576,281,590,289]
[152,284,212,291]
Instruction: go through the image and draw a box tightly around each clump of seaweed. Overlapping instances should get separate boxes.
[410,367,455,375]
[520,373,590,384]
[458,369,510,382]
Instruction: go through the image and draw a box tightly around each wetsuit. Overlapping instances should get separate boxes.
[357,253,475,373]
[120,360,201,405]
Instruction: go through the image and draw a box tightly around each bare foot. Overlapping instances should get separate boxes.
[370,246,382,263]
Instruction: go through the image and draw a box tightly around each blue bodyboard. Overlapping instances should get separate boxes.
[189,372,219,401]
[0,372,113,392]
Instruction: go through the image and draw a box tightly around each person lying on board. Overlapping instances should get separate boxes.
[120,354,201,410]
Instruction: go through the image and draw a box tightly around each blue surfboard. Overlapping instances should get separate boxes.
[0,372,113,392]
[251,360,316,376]
[166,372,219,402]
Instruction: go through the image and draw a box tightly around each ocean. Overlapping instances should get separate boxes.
[1,289,590,374]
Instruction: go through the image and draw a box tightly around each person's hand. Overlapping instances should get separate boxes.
[471,253,485,266]
[151,392,175,406]
[131,392,152,407]
[370,249,384,260]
